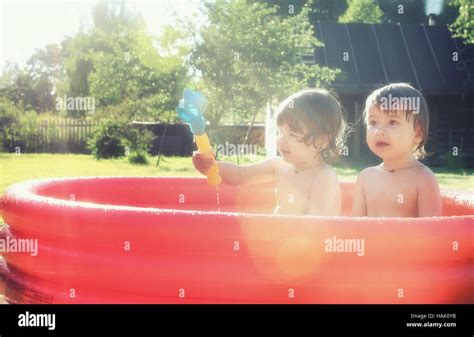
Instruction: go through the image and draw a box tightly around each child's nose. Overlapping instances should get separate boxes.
[374,125,386,135]
[277,134,286,146]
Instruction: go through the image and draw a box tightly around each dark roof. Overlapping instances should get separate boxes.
[313,22,474,96]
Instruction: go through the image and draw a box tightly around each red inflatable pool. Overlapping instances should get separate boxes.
[0,177,473,303]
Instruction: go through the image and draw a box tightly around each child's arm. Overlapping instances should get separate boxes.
[193,152,278,186]
[308,170,341,216]
[351,172,367,217]
[417,169,442,217]
[216,158,278,186]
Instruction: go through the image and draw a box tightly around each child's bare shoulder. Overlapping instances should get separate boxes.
[356,166,380,182]
[318,164,339,181]
[415,164,435,176]
[309,165,339,194]
[272,156,285,165]
[272,156,289,171]
[414,165,438,187]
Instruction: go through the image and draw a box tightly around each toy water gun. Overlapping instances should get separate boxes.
[177,89,222,186]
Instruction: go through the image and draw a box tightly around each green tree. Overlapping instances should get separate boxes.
[25,44,65,112]
[310,0,347,22]
[339,0,383,23]
[60,0,146,104]
[256,0,306,17]
[92,0,146,34]
[376,0,459,25]
[0,62,34,109]
[61,34,94,100]
[377,0,426,23]
[189,0,340,126]
[60,0,189,119]
[257,0,347,22]
[0,44,64,112]
[26,44,64,87]
[87,26,189,121]
[449,0,474,43]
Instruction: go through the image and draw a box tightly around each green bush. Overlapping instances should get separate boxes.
[88,119,127,159]
[122,124,155,156]
[88,118,154,160]
[18,111,40,151]
[0,97,22,152]
[128,151,149,165]
[0,99,42,153]
[446,152,467,169]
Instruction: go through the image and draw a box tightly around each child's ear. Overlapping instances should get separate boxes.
[315,135,330,150]
[414,124,423,144]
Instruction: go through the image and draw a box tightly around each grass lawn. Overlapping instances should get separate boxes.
[1,153,473,195]
[0,153,197,194]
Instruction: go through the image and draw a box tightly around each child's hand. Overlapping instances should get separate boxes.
[192,151,216,176]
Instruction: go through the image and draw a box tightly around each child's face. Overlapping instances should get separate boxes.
[276,122,321,165]
[366,105,422,161]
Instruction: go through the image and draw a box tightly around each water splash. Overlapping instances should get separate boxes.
[216,185,221,212]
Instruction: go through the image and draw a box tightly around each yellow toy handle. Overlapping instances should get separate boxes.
[195,133,222,186]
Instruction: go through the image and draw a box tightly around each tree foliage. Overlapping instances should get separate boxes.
[339,0,383,24]
[60,0,189,119]
[449,0,474,44]
[189,0,340,126]
[0,0,189,121]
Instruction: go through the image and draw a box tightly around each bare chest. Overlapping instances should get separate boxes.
[365,174,419,217]
[274,170,315,215]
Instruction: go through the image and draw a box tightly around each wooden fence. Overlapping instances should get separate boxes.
[3,120,267,156]
[5,119,99,154]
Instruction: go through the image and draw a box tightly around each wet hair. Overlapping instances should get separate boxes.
[276,88,347,164]
[364,83,429,159]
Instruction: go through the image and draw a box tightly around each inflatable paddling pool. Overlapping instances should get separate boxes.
[0,177,473,304]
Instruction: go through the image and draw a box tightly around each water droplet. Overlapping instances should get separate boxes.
[216,185,221,212]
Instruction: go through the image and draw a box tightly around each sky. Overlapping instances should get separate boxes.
[0,0,205,73]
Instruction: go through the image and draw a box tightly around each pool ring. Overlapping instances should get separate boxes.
[0,177,472,304]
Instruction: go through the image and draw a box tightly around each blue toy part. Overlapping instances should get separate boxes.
[184,88,208,113]
[177,89,208,135]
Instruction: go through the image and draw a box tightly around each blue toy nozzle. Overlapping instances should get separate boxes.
[177,89,208,135]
